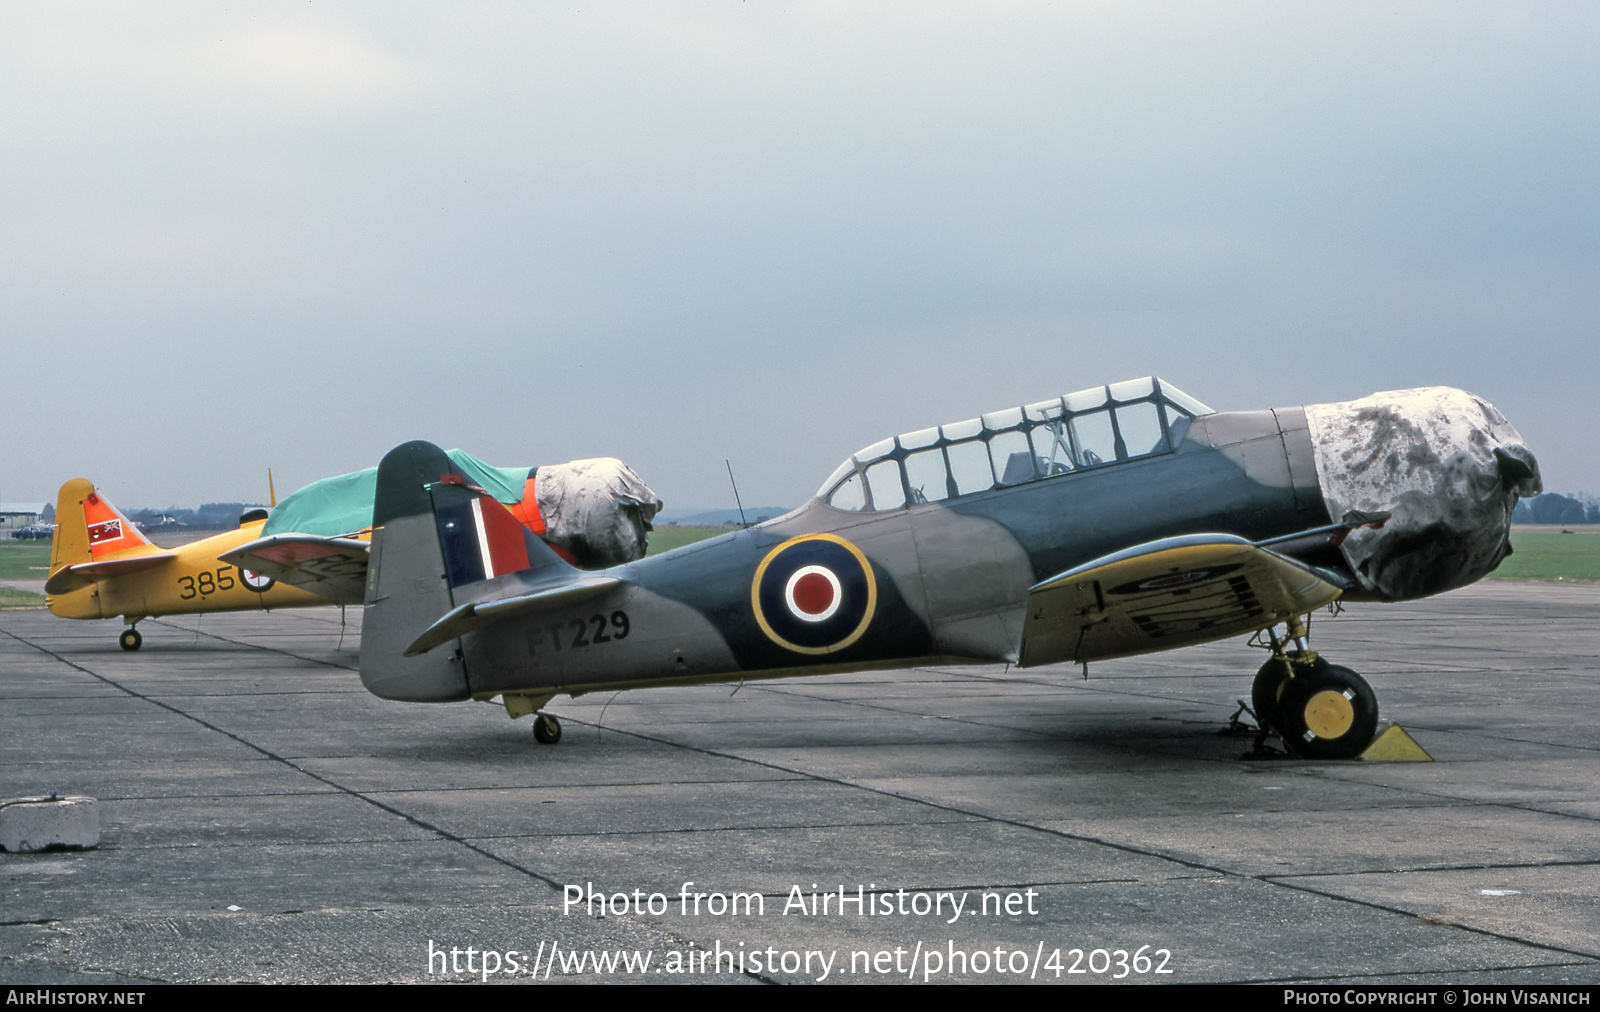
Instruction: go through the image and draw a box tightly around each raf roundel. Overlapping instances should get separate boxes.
[751,534,878,655]
[239,568,275,593]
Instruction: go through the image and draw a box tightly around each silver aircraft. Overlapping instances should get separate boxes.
[353,378,1541,759]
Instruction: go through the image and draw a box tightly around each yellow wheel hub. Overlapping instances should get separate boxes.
[1303,689,1355,740]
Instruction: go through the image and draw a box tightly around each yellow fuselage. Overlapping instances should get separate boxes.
[47,520,331,622]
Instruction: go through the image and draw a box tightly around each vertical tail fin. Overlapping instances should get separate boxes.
[361,442,470,701]
[48,478,155,576]
[359,440,571,702]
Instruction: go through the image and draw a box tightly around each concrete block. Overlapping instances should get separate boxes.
[0,795,100,852]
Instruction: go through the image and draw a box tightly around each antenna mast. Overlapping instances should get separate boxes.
[725,459,749,528]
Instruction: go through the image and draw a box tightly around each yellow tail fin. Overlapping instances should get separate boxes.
[48,479,154,577]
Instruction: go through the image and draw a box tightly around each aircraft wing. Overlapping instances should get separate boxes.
[43,553,176,595]
[220,535,370,606]
[1017,534,1350,667]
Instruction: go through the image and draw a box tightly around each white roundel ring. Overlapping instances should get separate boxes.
[784,565,843,623]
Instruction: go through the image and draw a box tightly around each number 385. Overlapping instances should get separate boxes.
[178,567,237,599]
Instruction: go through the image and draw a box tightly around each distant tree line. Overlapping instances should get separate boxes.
[127,503,267,530]
[1512,493,1598,525]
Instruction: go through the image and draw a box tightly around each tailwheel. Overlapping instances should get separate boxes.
[1276,662,1378,759]
[119,627,143,652]
[533,713,562,745]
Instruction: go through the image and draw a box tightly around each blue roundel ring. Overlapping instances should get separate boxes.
[751,534,878,655]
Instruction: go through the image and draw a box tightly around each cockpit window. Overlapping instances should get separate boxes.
[1030,420,1076,474]
[821,377,1212,510]
[829,470,867,511]
[989,428,1035,485]
[904,448,949,504]
[864,459,906,511]
[946,439,993,496]
[942,417,982,441]
[1068,409,1118,466]
[1115,399,1166,457]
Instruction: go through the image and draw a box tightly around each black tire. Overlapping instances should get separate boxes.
[1252,657,1293,735]
[533,714,562,745]
[1277,663,1378,759]
[119,628,142,652]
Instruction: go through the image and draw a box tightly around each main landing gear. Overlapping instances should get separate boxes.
[1250,615,1378,760]
[119,626,143,651]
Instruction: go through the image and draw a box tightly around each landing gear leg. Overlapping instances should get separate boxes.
[533,713,562,745]
[119,626,143,652]
[1253,616,1378,760]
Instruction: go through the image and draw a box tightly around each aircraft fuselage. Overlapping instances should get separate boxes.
[449,406,1323,698]
[360,381,1537,713]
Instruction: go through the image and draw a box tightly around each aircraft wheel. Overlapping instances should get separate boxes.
[1251,657,1293,736]
[533,713,562,745]
[1278,663,1378,759]
[119,628,143,652]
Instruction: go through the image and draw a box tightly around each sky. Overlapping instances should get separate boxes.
[3,1,1596,513]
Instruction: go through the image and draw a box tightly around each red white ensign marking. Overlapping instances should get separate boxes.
[785,565,842,623]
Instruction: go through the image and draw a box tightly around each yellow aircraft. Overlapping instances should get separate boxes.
[44,478,327,650]
[45,455,664,650]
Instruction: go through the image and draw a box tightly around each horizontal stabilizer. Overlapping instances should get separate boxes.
[1018,534,1345,667]
[44,553,175,595]
[220,535,370,606]
[404,575,622,656]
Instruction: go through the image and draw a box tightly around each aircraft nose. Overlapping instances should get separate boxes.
[1302,387,1542,601]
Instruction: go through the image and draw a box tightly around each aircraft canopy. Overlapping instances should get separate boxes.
[818,377,1213,512]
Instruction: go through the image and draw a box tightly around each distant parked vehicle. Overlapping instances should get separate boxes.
[11,526,54,541]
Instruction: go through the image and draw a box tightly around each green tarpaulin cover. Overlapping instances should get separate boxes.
[262,450,530,537]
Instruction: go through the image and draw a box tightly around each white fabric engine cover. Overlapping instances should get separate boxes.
[534,457,664,568]
[1305,387,1541,601]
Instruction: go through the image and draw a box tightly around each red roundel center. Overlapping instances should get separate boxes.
[792,571,836,615]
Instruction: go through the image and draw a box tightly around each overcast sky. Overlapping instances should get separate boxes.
[3,1,1595,513]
